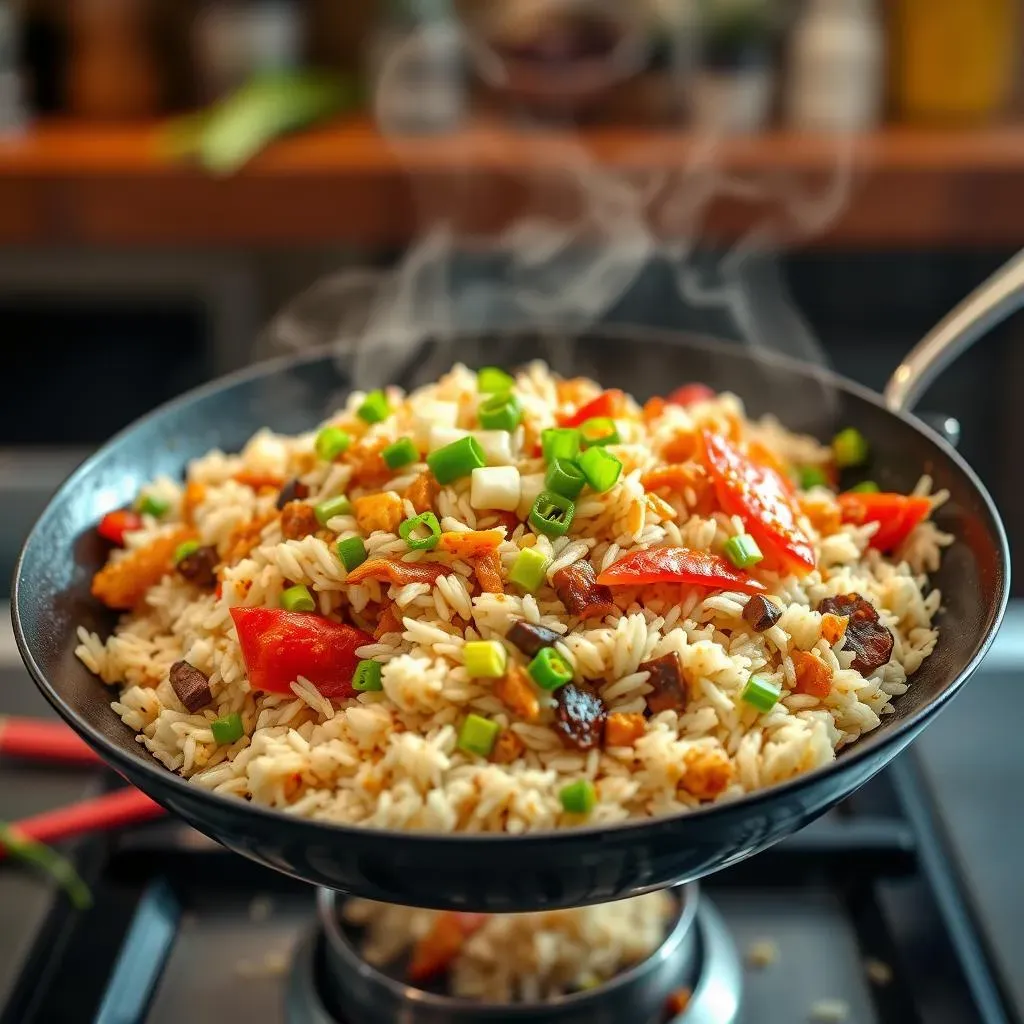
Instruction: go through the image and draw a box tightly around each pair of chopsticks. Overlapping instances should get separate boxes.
[0,716,167,903]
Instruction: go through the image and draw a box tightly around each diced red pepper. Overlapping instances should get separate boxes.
[702,431,816,576]
[558,389,626,428]
[97,509,144,546]
[408,912,489,982]
[667,383,715,407]
[229,607,373,700]
[596,546,765,595]
[837,492,931,553]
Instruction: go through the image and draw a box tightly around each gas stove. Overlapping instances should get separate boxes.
[1,610,1022,1024]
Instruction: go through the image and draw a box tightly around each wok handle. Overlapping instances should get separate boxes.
[885,248,1024,415]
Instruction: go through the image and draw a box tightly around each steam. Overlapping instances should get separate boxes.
[262,14,856,424]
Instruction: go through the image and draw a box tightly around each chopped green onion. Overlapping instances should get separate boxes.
[211,712,244,744]
[797,466,829,490]
[427,435,486,485]
[281,584,316,613]
[579,417,619,448]
[741,674,781,713]
[509,548,551,593]
[314,494,352,526]
[528,647,573,691]
[174,539,201,565]
[457,713,500,756]
[723,534,763,569]
[559,779,597,815]
[578,446,622,493]
[478,392,522,432]
[477,367,515,394]
[382,437,418,470]
[136,494,169,517]
[357,390,390,424]
[529,491,575,538]
[542,427,582,464]
[850,480,880,493]
[463,640,507,678]
[832,427,869,468]
[399,510,441,551]
[545,457,586,500]
[0,823,92,910]
[337,536,368,572]
[315,425,351,461]
[353,660,383,692]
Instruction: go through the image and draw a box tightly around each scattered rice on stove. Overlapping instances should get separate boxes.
[342,891,676,1003]
[76,361,951,831]
[809,998,850,1022]
[746,938,779,968]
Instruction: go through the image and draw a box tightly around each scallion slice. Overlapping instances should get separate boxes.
[315,425,351,462]
[508,547,551,593]
[477,367,515,394]
[457,713,500,756]
[579,417,619,448]
[382,437,418,470]
[542,427,582,464]
[797,466,829,490]
[336,536,367,572]
[850,480,879,493]
[211,712,244,744]
[545,457,586,500]
[0,824,92,909]
[353,660,383,692]
[463,640,507,678]
[427,436,486,485]
[399,510,441,551]
[281,584,316,613]
[578,446,622,493]
[314,494,352,526]
[174,539,201,565]
[832,427,869,468]
[478,392,522,432]
[559,779,597,815]
[528,647,573,691]
[741,675,781,713]
[723,534,763,569]
[136,494,169,518]
[357,390,390,424]
[528,491,575,538]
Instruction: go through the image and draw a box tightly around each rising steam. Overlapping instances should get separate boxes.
[262,12,855,421]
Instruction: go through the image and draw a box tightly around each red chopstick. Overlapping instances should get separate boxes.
[0,788,166,861]
[0,716,103,766]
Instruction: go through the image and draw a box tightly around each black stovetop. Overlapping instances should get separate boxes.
[0,641,1021,1024]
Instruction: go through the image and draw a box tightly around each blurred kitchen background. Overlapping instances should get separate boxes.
[3,4,1024,1022]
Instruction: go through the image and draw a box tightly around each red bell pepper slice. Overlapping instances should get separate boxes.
[837,492,931,552]
[97,509,144,546]
[229,607,373,700]
[667,383,715,407]
[702,431,816,576]
[596,546,766,595]
[408,912,489,982]
[558,389,626,428]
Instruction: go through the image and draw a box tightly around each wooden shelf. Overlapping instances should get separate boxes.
[0,118,1022,247]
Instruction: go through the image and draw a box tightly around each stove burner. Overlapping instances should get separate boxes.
[284,888,742,1024]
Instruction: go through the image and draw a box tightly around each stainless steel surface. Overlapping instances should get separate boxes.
[885,247,1024,414]
[318,886,701,1024]
[674,901,742,1024]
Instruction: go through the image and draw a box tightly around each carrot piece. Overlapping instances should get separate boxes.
[642,396,666,423]
[438,529,505,558]
[374,602,403,640]
[345,558,448,587]
[681,747,734,799]
[493,665,540,723]
[182,481,206,525]
[232,471,284,492]
[408,912,488,982]
[91,527,194,610]
[605,712,646,747]
[490,730,525,764]
[662,431,698,463]
[820,613,848,646]
[791,649,832,698]
[474,550,504,594]
[403,471,439,514]
[353,492,404,535]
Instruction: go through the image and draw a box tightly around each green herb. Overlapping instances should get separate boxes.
[545,458,586,501]
[578,447,622,494]
[281,584,316,613]
[528,491,575,538]
[541,427,582,464]
[358,390,390,424]
[314,495,352,526]
[427,436,486,485]
[508,548,551,593]
[315,426,351,462]
[723,534,763,569]
[382,437,418,470]
[741,674,781,712]
[528,647,573,691]
[457,714,500,757]
[399,511,442,551]
[336,536,368,572]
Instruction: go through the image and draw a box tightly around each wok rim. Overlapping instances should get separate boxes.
[10,329,1011,850]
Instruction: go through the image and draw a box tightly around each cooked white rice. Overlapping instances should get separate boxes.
[342,891,677,1002]
[76,361,951,832]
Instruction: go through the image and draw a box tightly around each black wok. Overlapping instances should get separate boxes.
[11,255,1014,911]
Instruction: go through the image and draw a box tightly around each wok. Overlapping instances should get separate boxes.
[11,252,1015,911]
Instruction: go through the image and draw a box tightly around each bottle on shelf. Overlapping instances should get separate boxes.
[785,0,884,133]
[0,0,27,134]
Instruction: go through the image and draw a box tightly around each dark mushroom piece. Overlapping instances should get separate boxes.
[169,660,213,713]
[176,544,219,589]
[552,562,616,620]
[276,478,310,510]
[816,593,894,675]
[506,619,564,658]
[639,653,688,716]
[554,683,607,751]
[742,595,781,633]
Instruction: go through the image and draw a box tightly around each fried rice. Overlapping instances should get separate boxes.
[75,362,951,832]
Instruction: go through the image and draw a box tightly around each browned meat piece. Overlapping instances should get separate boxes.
[176,544,219,589]
[91,528,193,610]
[816,593,894,675]
[742,594,782,633]
[639,652,688,715]
[220,512,277,568]
[169,660,213,712]
[493,665,540,723]
[276,477,310,510]
[791,650,832,698]
[280,501,320,540]
[554,683,607,750]
[352,492,404,535]
[474,551,504,595]
[605,712,646,747]
[506,620,563,658]
[490,730,525,764]
[553,562,616,620]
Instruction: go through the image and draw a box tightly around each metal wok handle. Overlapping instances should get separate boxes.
[885,248,1024,416]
